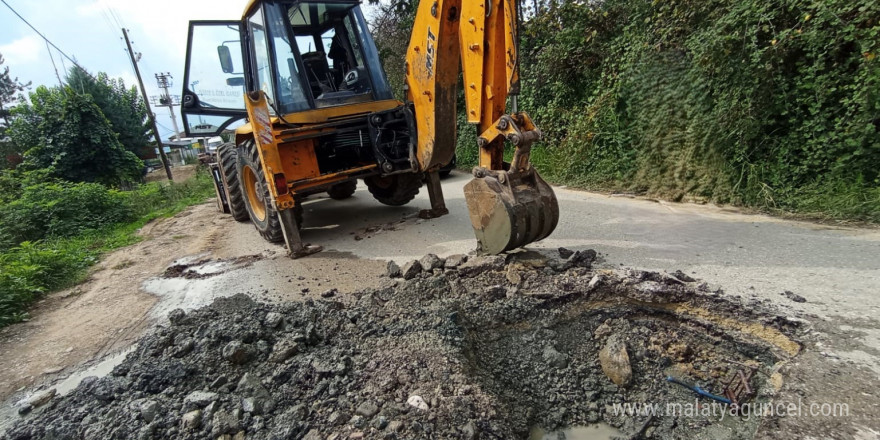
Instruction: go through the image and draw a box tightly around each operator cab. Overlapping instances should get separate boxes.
[180,0,394,137]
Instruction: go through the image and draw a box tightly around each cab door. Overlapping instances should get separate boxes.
[181,21,249,137]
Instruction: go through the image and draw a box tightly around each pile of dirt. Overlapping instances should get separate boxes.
[6,251,803,440]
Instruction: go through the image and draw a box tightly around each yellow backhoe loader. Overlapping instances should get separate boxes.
[181,0,558,257]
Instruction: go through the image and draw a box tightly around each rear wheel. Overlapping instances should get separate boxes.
[439,154,457,178]
[238,140,284,243]
[217,143,249,222]
[364,173,422,206]
[327,180,357,200]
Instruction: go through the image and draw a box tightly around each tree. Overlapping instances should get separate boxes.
[66,67,152,159]
[370,1,417,100]
[0,53,31,168]
[10,86,144,186]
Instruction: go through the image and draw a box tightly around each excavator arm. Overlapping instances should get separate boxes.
[406,0,559,254]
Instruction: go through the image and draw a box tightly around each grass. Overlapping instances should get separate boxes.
[0,171,215,327]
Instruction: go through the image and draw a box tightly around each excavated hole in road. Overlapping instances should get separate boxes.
[461,287,795,439]
[5,254,802,440]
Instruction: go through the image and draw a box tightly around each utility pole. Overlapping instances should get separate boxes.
[153,72,182,141]
[123,28,173,181]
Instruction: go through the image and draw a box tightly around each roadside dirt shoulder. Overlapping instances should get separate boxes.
[0,204,227,402]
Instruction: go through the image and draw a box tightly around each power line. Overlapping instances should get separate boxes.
[45,39,63,87]
[0,0,99,82]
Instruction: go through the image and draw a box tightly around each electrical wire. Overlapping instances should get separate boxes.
[0,0,100,83]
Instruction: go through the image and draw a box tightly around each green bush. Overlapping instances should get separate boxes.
[451,0,880,222]
[0,170,215,327]
[0,241,97,326]
[0,181,134,249]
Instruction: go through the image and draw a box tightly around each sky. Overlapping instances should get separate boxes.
[0,0,382,140]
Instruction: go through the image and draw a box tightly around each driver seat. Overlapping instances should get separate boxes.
[300,52,334,95]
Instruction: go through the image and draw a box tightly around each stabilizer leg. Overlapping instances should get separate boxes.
[419,171,450,219]
[279,208,322,258]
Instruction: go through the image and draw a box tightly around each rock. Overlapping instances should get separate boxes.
[349,415,366,428]
[667,342,692,361]
[140,400,159,422]
[181,410,202,430]
[401,260,422,280]
[557,247,574,259]
[388,420,404,432]
[183,391,218,409]
[237,373,275,412]
[461,421,478,439]
[406,395,429,411]
[168,309,186,325]
[222,341,253,364]
[782,290,807,303]
[385,261,401,278]
[238,373,270,398]
[26,388,56,408]
[241,397,264,415]
[599,335,632,387]
[671,270,695,283]
[419,254,444,271]
[546,259,565,271]
[321,288,337,298]
[485,285,507,300]
[16,403,32,415]
[312,358,350,376]
[212,410,240,436]
[328,410,349,426]
[543,346,570,368]
[565,249,597,269]
[349,432,365,439]
[444,254,468,268]
[593,321,612,339]
[210,376,228,390]
[269,340,300,363]
[356,401,380,417]
[372,415,389,430]
[458,255,506,276]
[587,274,604,290]
[302,430,323,440]
[506,263,525,285]
[264,312,283,328]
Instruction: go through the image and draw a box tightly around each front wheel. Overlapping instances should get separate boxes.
[237,140,284,243]
[217,143,249,222]
[327,180,357,200]
[364,173,422,206]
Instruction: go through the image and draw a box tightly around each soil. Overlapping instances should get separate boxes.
[1,196,878,439]
[145,165,199,184]
[5,253,811,440]
[0,204,386,406]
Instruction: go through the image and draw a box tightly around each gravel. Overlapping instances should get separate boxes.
[7,252,803,440]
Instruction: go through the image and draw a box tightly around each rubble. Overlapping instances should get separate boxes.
[599,335,632,387]
[7,252,802,440]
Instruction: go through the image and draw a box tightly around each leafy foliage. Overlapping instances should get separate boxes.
[0,181,133,250]
[517,0,879,220]
[0,170,215,327]
[374,0,879,221]
[66,67,152,158]
[0,52,31,168]
[10,86,144,185]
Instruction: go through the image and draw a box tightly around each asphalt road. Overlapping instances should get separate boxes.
[277,170,880,374]
[294,173,877,312]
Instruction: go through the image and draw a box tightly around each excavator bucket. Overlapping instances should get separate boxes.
[464,167,559,254]
[463,114,559,254]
